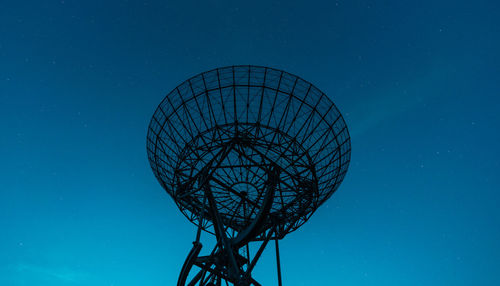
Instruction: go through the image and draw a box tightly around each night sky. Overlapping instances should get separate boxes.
[1,1,499,285]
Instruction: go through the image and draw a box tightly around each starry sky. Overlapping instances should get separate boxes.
[1,0,499,285]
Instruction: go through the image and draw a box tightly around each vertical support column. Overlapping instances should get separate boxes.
[275,239,282,286]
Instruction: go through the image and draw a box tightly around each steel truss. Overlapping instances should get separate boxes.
[147,66,351,285]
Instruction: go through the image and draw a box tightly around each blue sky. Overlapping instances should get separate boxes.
[1,0,499,285]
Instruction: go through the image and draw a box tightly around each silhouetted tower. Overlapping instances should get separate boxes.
[147,66,351,285]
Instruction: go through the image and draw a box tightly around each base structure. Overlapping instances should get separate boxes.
[178,170,283,286]
[178,227,282,286]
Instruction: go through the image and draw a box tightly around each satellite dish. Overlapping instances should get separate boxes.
[147,65,351,285]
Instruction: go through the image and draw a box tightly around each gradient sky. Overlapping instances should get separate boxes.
[1,1,499,285]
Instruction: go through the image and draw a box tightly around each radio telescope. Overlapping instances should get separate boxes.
[147,65,351,286]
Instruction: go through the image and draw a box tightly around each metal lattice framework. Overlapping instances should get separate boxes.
[147,65,351,286]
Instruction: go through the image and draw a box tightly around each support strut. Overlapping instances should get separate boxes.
[177,167,280,285]
[275,239,282,286]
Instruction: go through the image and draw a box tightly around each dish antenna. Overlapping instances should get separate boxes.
[147,66,351,285]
